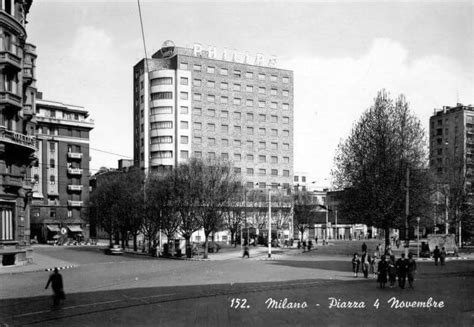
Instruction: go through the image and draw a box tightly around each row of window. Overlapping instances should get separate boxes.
[193,123,290,136]
[189,78,289,95]
[192,93,290,107]
[179,62,290,84]
[193,136,290,148]
[194,108,289,123]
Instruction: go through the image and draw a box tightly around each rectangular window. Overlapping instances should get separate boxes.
[283,156,289,163]
[247,113,254,121]
[234,153,241,162]
[258,169,266,176]
[193,79,202,86]
[259,141,266,150]
[283,170,290,177]
[234,167,241,174]
[151,77,173,86]
[258,101,265,108]
[247,140,253,149]
[283,117,290,124]
[271,88,277,95]
[221,124,229,133]
[207,109,215,117]
[234,139,241,147]
[233,84,241,91]
[283,143,289,150]
[193,107,202,115]
[180,150,189,159]
[221,110,228,118]
[180,106,189,114]
[207,66,215,73]
[271,115,278,123]
[247,154,254,162]
[180,136,189,144]
[270,75,277,81]
[271,142,278,150]
[246,99,253,107]
[259,128,266,136]
[283,90,289,97]
[180,92,188,100]
[180,77,188,85]
[246,72,253,78]
[234,70,241,78]
[283,76,289,83]
[208,123,216,131]
[283,130,289,137]
[271,129,278,137]
[179,62,188,70]
[180,121,189,129]
[151,106,173,115]
[193,64,202,71]
[234,125,241,133]
[271,169,278,176]
[222,138,229,146]
[208,152,216,159]
[247,168,254,175]
[151,92,173,100]
[246,182,254,188]
[151,151,173,159]
[259,155,266,163]
[220,82,228,90]
[259,114,266,122]
[221,153,229,160]
[233,98,242,105]
[221,96,228,104]
[271,102,277,109]
[207,80,215,88]
[194,136,202,144]
[193,122,202,130]
[208,138,216,145]
[207,94,215,102]
[193,93,202,101]
[233,112,241,120]
[258,87,265,94]
[195,151,202,158]
[220,68,228,76]
[258,73,265,80]
[246,85,253,92]
[271,156,278,164]
[283,103,289,110]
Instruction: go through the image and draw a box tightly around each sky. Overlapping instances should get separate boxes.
[26,0,473,188]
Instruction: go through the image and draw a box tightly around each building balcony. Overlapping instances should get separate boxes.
[23,66,35,84]
[0,127,37,154]
[67,185,83,192]
[22,104,34,118]
[67,168,83,175]
[0,173,23,189]
[68,200,83,207]
[0,91,22,111]
[0,50,22,72]
[24,43,37,57]
[67,152,83,160]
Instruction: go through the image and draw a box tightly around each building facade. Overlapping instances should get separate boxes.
[133,41,294,190]
[30,94,94,244]
[429,103,474,234]
[0,0,37,266]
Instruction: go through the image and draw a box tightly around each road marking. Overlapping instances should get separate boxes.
[13,300,121,318]
[44,265,75,272]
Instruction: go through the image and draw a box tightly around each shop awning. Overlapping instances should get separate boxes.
[67,225,83,232]
[46,225,60,232]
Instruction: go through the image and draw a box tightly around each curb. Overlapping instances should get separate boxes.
[44,265,76,272]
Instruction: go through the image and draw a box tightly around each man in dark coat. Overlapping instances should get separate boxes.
[433,246,441,265]
[45,268,65,306]
[361,242,367,253]
[396,253,408,289]
[406,253,417,289]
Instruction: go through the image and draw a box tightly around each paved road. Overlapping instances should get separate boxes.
[1,245,473,326]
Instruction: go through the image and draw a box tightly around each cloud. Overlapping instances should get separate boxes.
[283,37,473,186]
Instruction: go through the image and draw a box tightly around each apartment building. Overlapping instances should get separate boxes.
[30,94,94,243]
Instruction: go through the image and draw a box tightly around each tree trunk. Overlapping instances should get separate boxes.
[203,231,210,259]
[185,235,192,258]
[384,227,390,249]
[133,233,138,252]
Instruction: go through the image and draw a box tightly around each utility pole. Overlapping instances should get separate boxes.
[405,167,409,257]
[268,189,272,258]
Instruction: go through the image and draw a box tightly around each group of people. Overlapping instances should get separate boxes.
[433,246,447,266]
[352,242,417,289]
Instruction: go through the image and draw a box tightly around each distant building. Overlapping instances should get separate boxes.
[133,41,294,190]
[30,94,94,243]
[429,103,474,232]
[0,0,37,266]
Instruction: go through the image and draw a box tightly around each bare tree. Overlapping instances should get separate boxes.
[293,189,317,239]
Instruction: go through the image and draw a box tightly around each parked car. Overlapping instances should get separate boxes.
[202,242,221,253]
[104,245,124,255]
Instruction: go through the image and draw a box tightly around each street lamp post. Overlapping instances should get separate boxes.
[405,167,410,257]
[417,217,420,258]
[268,188,272,258]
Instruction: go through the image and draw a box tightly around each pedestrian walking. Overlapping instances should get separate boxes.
[440,247,447,265]
[388,255,397,288]
[315,237,318,245]
[396,253,408,289]
[370,252,378,278]
[242,244,250,258]
[377,256,388,288]
[361,242,367,253]
[302,240,307,252]
[352,253,360,277]
[361,251,370,278]
[433,246,441,265]
[45,268,65,306]
[308,240,313,252]
[407,253,417,289]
